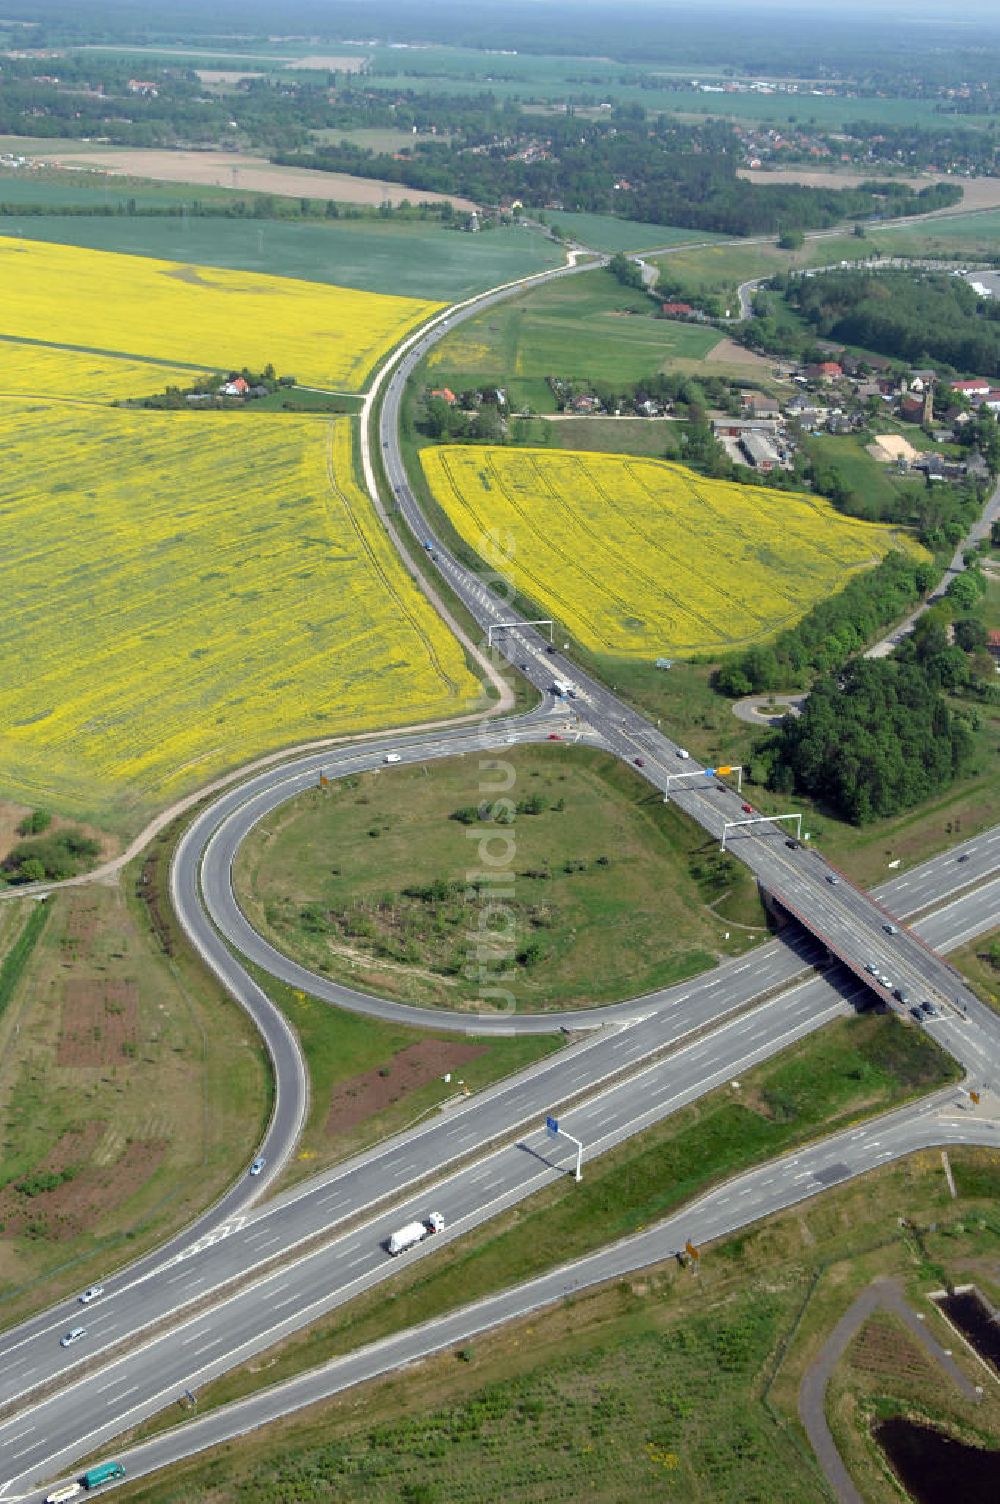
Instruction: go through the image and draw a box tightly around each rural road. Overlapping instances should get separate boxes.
[866,473,1000,659]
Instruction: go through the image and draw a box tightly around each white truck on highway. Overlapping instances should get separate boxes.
[387,1212,444,1256]
[551,679,571,698]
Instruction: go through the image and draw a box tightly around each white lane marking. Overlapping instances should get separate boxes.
[106,1385,139,1405]
[193,1338,224,1356]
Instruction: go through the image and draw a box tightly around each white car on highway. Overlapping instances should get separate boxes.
[59,1326,85,1348]
[78,1285,104,1304]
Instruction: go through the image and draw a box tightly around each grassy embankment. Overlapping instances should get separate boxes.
[235,744,767,1014]
[0,805,564,1317]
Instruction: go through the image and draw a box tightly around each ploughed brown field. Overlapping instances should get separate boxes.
[42,148,477,209]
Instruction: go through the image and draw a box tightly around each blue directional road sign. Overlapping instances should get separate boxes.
[704,768,715,778]
[546,1115,559,1136]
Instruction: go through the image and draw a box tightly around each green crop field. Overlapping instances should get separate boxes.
[0,216,563,300]
[234,745,766,1012]
[0,170,240,211]
[537,209,720,253]
[658,87,993,132]
[424,270,722,410]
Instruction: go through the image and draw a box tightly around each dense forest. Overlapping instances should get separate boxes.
[758,623,979,824]
[786,268,1000,377]
[278,123,963,235]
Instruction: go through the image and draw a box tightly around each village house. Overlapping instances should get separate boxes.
[802,360,843,383]
[740,391,780,418]
[220,376,249,397]
[430,387,457,405]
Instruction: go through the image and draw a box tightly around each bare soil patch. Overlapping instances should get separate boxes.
[705,336,777,371]
[848,1314,938,1382]
[285,55,368,72]
[57,978,138,1067]
[0,1124,167,1240]
[325,1039,486,1137]
[44,149,475,210]
[738,167,1000,214]
[195,70,264,84]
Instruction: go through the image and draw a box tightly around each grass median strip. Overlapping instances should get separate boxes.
[126,1009,958,1439]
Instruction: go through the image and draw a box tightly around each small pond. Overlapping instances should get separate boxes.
[875,1416,1000,1502]
[932,1287,1000,1373]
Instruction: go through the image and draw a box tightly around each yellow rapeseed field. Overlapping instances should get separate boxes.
[0,404,479,824]
[421,446,925,657]
[0,237,440,391]
[0,338,204,400]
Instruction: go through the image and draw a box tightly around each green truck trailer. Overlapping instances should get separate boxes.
[82,1462,126,1489]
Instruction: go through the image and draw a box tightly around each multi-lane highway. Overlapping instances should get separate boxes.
[1,826,996,1497]
[3,235,1000,1499]
[69,1083,999,1500]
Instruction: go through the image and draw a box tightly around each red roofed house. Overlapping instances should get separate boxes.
[952,379,990,398]
[987,629,1000,662]
[661,302,694,317]
[804,361,843,382]
[430,387,457,404]
[221,376,249,397]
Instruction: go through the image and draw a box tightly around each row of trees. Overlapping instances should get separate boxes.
[715,552,936,695]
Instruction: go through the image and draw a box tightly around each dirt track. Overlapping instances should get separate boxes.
[45,149,476,210]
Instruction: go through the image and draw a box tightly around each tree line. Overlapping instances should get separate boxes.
[786,268,1000,377]
[277,118,962,237]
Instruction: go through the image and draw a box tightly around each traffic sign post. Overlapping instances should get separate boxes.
[664,764,743,802]
[545,1115,583,1182]
[721,811,801,852]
